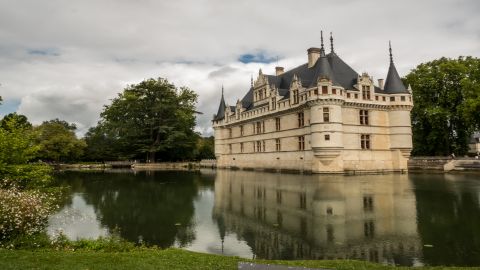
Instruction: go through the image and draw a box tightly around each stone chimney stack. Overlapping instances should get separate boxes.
[307,47,321,68]
[378,79,384,90]
[275,66,284,76]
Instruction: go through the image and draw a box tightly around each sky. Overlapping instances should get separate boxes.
[0,0,479,136]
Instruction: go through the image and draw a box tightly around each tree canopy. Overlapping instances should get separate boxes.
[85,78,200,162]
[405,56,480,156]
[34,119,86,162]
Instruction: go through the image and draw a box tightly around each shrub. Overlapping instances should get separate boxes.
[0,164,54,190]
[0,188,58,242]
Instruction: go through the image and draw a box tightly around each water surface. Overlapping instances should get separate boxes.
[49,169,480,266]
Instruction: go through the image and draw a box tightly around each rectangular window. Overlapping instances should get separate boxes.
[362,85,370,100]
[275,117,281,131]
[240,125,244,136]
[262,121,265,133]
[325,134,330,141]
[256,122,262,134]
[401,96,406,101]
[293,90,299,104]
[382,96,386,101]
[361,134,371,149]
[347,93,351,98]
[271,98,276,110]
[323,107,330,122]
[314,89,318,95]
[332,88,337,95]
[359,110,369,125]
[375,96,379,101]
[275,138,281,151]
[256,141,262,152]
[298,136,305,150]
[322,86,328,94]
[240,142,244,153]
[390,96,395,101]
[355,93,358,99]
[364,220,375,238]
[262,140,265,152]
[298,112,304,127]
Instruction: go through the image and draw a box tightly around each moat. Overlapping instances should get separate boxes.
[48,169,480,266]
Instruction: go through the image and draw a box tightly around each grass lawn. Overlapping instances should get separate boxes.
[1,248,479,270]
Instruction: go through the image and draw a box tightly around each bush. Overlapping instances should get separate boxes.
[0,164,53,190]
[0,188,58,241]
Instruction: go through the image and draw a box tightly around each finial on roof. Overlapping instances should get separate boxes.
[389,40,393,63]
[330,32,334,53]
[251,75,253,87]
[320,30,324,51]
[221,84,224,96]
[259,68,263,75]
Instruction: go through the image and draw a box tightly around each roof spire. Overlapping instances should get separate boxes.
[389,40,393,63]
[320,30,325,52]
[330,32,334,53]
[251,75,253,87]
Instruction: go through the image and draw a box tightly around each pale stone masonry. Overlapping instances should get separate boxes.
[213,34,413,173]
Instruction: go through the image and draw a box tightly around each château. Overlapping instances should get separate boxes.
[212,33,413,173]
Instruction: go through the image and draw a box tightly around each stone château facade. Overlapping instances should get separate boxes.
[212,33,413,173]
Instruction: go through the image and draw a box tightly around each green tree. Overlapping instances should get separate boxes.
[1,113,32,131]
[405,57,480,156]
[34,119,86,162]
[95,78,199,162]
[196,136,215,160]
[83,122,120,161]
[0,116,38,165]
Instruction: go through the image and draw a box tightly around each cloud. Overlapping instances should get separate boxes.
[0,0,479,137]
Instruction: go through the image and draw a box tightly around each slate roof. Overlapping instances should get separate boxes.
[383,43,408,94]
[213,91,226,121]
[215,43,407,118]
[235,51,360,111]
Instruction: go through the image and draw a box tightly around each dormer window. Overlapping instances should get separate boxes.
[362,85,370,100]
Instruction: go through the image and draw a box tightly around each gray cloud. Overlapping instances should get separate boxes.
[0,0,479,136]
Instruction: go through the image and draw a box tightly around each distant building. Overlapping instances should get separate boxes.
[212,33,413,173]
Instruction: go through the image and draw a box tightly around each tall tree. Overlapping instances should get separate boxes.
[34,119,86,162]
[96,78,199,161]
[405,57,480,156]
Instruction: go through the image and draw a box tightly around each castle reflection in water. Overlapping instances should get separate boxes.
[212,169,422,265]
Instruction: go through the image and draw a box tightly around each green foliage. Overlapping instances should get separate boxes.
[85,78,199,161]
[0,113,32,131]
[0,164,53,190]
[196,136,215,160]
[34,119,86,162]
[0,117,39,165]
[405,56,480,156]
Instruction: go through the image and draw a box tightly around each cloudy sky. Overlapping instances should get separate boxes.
[0,0,479,136]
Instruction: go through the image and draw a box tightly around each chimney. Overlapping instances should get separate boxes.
[378,79,384,90]
[307,47,321,68]
[275,66,284,76]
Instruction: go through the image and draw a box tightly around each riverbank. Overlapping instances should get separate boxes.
[0,248,476,270]
[408,157,480,172]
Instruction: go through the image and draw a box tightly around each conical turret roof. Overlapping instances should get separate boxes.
[384,42,408,94]
[213,86,226,121]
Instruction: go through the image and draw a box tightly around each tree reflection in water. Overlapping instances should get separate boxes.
[55,170,201,248]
